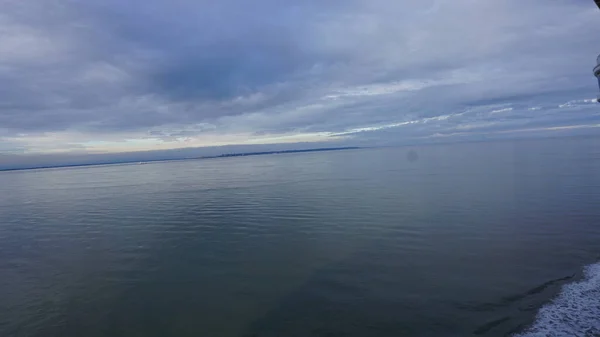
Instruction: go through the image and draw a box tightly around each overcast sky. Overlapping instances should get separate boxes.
[1,0,600,166]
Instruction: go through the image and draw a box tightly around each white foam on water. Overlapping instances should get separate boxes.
[515,262,600,337]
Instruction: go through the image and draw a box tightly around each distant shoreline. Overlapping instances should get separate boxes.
[203,147,361,159]
[5,133,597,173]
[0,147,361,173]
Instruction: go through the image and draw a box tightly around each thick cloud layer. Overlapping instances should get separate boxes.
[0,0,599,159]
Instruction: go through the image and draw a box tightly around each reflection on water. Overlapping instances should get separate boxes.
[1,137,600,337]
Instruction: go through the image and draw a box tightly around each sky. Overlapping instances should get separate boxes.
[1,0,600,168]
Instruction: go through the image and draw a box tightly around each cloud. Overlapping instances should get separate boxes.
[0,0,599,160]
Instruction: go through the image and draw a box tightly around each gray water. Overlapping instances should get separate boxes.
[1,137,600,337]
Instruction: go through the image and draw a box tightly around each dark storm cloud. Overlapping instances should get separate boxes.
[0,0,599,157]
[84,0,343,100]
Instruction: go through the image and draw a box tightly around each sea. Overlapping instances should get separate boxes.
[1,136,600,337]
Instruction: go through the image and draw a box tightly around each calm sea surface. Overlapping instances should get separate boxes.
[1,137,600,337]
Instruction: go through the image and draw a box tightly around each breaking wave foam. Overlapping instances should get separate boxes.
[515,262,600,337]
